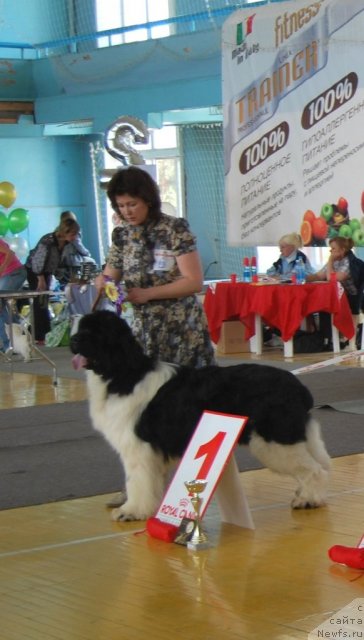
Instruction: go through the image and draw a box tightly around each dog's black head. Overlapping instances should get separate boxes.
[70,310,155,394]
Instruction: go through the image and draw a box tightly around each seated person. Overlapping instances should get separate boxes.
[265,233,316,341]
[307,236,360,348]
[267,232,315,280]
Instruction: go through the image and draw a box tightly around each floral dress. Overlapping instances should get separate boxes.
[107,213,215,367]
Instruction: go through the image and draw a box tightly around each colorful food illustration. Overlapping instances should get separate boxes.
[352,228,364,245]
[299,196,364,247]
[338,223,352,238]
[312,216,328,240]
[320,203,333,222]
[300,219,312,245]
[337,196,348,213]
[303,209,316,224]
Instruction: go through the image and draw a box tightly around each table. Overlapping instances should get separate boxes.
[0,290,59,383]
[204,281,355,358]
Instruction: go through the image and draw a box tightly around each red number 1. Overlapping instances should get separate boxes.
[194,431,226,479]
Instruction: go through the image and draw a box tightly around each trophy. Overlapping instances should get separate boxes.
[174,479,209,549]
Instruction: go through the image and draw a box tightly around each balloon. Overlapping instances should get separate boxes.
[0,181,16,208]
[0,211,8,236]
[7,236,29,261]
[8,208,29,234]
[104,115,149,166]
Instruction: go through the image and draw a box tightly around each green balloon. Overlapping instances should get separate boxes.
[0,211,8,236]
[8,208,29,234]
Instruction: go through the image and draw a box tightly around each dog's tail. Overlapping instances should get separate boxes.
[305,417,331,472]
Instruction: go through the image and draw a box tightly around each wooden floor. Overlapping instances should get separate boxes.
[1,348,364,640]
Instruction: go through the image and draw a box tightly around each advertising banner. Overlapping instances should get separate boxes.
[222,0,364,246]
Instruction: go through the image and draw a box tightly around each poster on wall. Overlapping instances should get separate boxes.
[222,0,364,247]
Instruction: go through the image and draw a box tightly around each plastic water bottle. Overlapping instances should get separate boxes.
[295,257,306,284]
[243,257,251,282]
[250,256,258,283]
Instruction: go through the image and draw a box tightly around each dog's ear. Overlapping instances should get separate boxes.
[92,310,134,342]
[81,310,148,366]
[102,312,144,359]
[84,310,154,393]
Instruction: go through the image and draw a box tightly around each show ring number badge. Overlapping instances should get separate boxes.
[155,410,248,528]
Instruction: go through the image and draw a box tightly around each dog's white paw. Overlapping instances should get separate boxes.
[291,495,326,509]
[111,504,151,522]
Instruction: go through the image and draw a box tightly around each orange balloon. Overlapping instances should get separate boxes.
[0,181,16,208]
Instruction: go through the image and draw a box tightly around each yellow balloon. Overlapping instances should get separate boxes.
[0,181,16,208]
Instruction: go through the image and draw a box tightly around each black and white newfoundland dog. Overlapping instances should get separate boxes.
[71,310,331,522]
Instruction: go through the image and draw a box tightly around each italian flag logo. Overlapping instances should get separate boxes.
[236,15,255,45]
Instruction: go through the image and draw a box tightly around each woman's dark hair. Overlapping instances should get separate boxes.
[107,167,162,221]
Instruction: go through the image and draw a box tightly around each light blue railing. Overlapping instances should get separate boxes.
[0,1,273,60]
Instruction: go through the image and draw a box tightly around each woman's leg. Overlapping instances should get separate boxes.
[318,311,332,345]
[347,293,361,350]
[0,267,27,351]
[26,268,51,342]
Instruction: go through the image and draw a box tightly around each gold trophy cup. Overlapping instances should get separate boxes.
[184,479,209,550]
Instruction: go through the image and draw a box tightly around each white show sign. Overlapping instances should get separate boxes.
[156,410,254,529]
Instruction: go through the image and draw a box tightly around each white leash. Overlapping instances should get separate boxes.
[292,349,364,376]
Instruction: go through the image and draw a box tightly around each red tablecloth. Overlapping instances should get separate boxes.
[203,281,355,343]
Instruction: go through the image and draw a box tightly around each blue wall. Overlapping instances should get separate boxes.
[183,126,224,278]
[0,0,68,45]
[32,33,221,131]
[0,133,102,264]
[183,125,253,279]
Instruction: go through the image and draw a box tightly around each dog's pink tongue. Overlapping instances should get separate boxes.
[72,354,87,370]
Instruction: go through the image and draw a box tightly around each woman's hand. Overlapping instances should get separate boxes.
[126,288,151,305]
[95,266,122,293]
[94,273,106,293]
